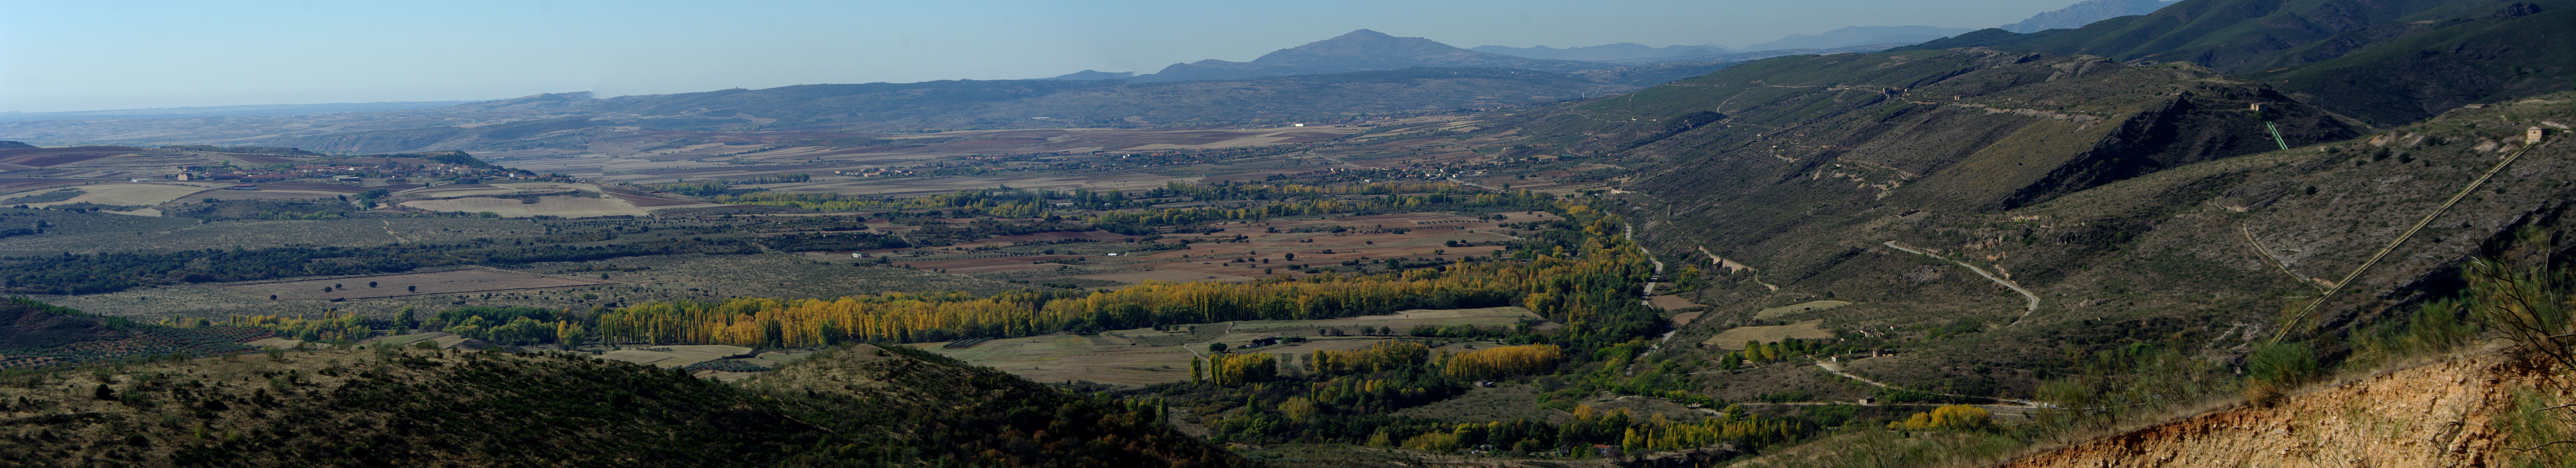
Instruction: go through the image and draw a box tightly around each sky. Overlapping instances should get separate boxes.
[0,0,2079,113]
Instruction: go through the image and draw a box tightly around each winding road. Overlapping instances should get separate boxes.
[1882,241,2040,322]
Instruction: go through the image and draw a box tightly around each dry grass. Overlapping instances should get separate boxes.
[1702,319,1835,349]
[912,333,1199,387]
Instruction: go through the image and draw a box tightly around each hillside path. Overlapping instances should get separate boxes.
[1815,359,2037,406]
[1881,241,2040,320]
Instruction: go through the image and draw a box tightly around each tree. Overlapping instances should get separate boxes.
[1208,342,1228,353]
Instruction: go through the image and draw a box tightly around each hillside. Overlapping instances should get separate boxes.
[1740,26,1978,51]
[1999,0,2177,33]
[1475,29,2576,405]
[1893,0,2576,124]
[0,338,1239,466]
[1996,348,2563,467]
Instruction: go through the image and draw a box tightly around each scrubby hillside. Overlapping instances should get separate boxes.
[0,342,1240,466]
[1999,348,2565,467]
[1896,0,2576,125]
[0,298,266,369]
[1608,85,2572,400]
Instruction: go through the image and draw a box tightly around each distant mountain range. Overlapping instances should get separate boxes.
[2000,0,2178,33]
[1029,26,1964,82]
[0,101,476,123]
[1468,43,1736,62]
[1739,25,1979,51]
[1114,29,1603,83]
[1024,70,1135,81]
[0,68,1642,152]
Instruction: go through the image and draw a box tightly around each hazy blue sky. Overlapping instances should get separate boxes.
[1,0,2076,112]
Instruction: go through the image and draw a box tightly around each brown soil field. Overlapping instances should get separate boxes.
[0,146,141,167]
[1070,269,1260,286]
[224,268,614,301]
[1671,311,1706,326]
[1651,295,1706,310]
[885,254,1093,274]
[1040,211,1544,284]
[0,178,95,194]
[914,332,1202,387]
[1702,319,1835,348]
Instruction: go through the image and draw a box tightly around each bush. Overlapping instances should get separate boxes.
[1889,404,1989,431]
[2244,341,2319,406]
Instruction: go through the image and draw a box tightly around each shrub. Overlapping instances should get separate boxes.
[2244,341,2319,406]
[1889,404,1988,431]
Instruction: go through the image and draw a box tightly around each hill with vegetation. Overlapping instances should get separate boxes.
[1895,0,2576,124]
[0,323,1239,467]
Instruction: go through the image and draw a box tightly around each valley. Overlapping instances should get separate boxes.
[4,0,2576,466]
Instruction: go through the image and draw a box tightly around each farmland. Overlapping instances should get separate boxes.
[223,268,614,301]
[912,307,1555,386]
[0,100,1755,468]
[1702,319,1836,349]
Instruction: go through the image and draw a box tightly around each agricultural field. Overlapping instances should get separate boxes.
[915,308,1555,387]
[399,195,650,217]
[1701,319,1836,349]
[1649,294,1705,311]
[10,182,223,209]
[877,210,1563,289]
[224,268,615,301]
[0,212,554,256]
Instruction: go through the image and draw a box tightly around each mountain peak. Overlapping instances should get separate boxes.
[1257,29,1465,63]
[1132,29,1598,83]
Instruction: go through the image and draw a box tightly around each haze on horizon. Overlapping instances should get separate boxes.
[1,0,2079,113]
